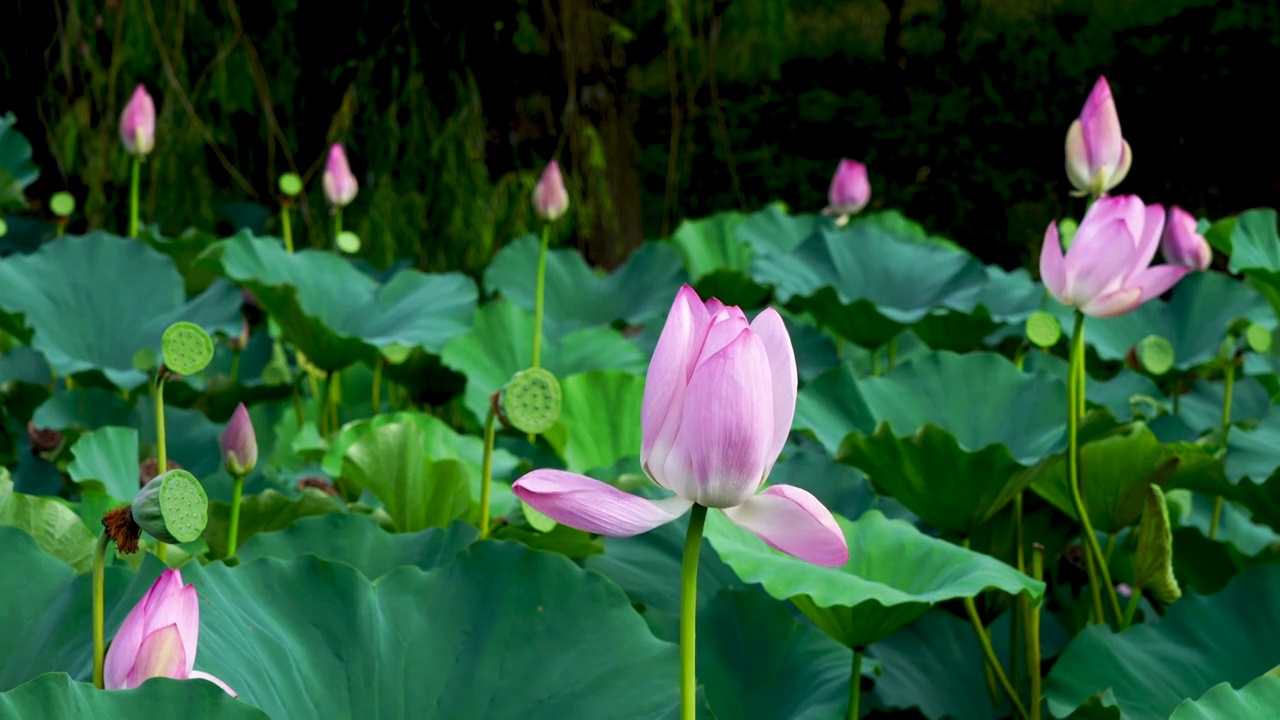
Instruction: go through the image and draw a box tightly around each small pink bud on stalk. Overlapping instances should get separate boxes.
[1160,206,1212,271]
[322,144,358,208]
[221,403,258,477]
[104,569,236,696]
[821,159,870,227]
[532,160,569,222]
[120,84,156,158]
[1065,76,1132,197]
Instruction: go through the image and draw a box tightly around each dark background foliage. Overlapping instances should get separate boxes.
[2,0,1277,272]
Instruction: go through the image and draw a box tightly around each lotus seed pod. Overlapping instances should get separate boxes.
[132,469,209,544]
[499,367,562,434]
[161,321,214,376]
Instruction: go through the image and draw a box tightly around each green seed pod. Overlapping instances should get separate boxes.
[132,469,209,544]
[500,367,561,435]
[161,321,214,376]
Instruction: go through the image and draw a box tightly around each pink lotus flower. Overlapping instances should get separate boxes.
[322,144,358,208]
[119,85,156,158]
[1065,76,1132,197]
[1160,206,1212,271]
[1040,195,1189,318]
[221,403,257,477]
[822,159,870,224]
[512,286,849,567]
[532,160,569,221]
[104,569,235,696]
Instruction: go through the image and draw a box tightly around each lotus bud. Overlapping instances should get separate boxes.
[221,403,257,477]
[822,159,871,225]
[1160,206,1212,271]
[120,85,156,158]
[1065,76,1132,197]
[322,143,358,208]
[532,160,569,222]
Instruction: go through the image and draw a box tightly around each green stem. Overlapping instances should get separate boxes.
[227,475,245,560]
[479,411,496,540]
[1211,360,1235,541]
[282,206,294,253]
[230,352,241,384]
[964,594,1030,720]
[847,648,864,720]
[1012,492,1025,689]
[321,373,334,437]
[871,347,881,377]
[334,209,343,248]
[680,504,709,720]
[1121,586,1143,629]
[532,224,551,369]
[92,533,110,689]
[329,370,341,432]
[887,337,898,372]
[128,157,141,238]
[1028,544,1044,720]
[371,357,383,414]
[154,374,167,472]
[1104,532,1116,563]
[1068,312,1123,625]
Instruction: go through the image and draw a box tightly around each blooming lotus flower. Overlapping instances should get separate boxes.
[822,159,870,225]
[532,160,569,221]
[322,144,358,208]
[221,403,257,477]
[105,569,235,696]
[1065,76,1132,197]
[119,85,156,158]
[1040,195,1189,318]
[1160,205,1212,271]
[513,286,849,567]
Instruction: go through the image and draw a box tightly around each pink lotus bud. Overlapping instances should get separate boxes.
[322,144,358,208]
[1160,206,1212,271]
[1065,76,1132,197]
[512,286,848,567]
[119,85,156,158]
[1040,195,1189,318]
[104,569,235,696]
[220,403,257,477]
[532,160,569,221]
[822,159,871,223]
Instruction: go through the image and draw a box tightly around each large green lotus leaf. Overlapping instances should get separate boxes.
[322,411,520,516]
[584,508,748,642]
[0,345,50,386]
[751,218,988,347]
[0,113,38,210]
[1169,672,1280,719]
[0,526,75,671]
[798,351,1066,461]
[0,674,266,718]
[1226,405,1280,485]
[184,542,680,718]
[1178,375,1271,435]
[868,608,1011,720]
[0,477,97,573]
[734,204,822,256]
[912,265,1046,351]
[67,426,139,503]
[483,234,687,333]
[704,509,1043,648]
[698,590,855,720]
[1044,565,1280,719]
[769,438,914,524]
[440,299,646,423]
[203,488,346,560]
[543,370,644,474]
[1224,210,1280,311]
[1074,271,1274,368]
[1021,351,1167,424]
[235,513,477,579]
[202,232,477,372]
[1024,422,1178,533]
[1166,489,1280,558]
[670,211,768,306]
[340,421,473,532]
[0,234,242,388]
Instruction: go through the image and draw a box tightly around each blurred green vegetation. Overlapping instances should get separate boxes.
[1,0,1277,271]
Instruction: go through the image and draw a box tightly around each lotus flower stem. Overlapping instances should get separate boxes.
[152,373,170,564]
[321,373,335,436]
[371,358,383,414]
[333,209,343,249]
[227,474,245,560]
[1210,359,1235,540]
[887,337,897,372]
[963,594,1029,719]
[282,205,294,254]
[847,648,864,720]
[128,158,141,238]
[1012,491,1026,689]
[1067,312,1123,625]
[92,532,110,689]
[1028,543,1044,720]
[532,224,551,370]
[680,504,708,720]
[1121,584,1143,628]
[479,410,496,540]
[230,353,241,384]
